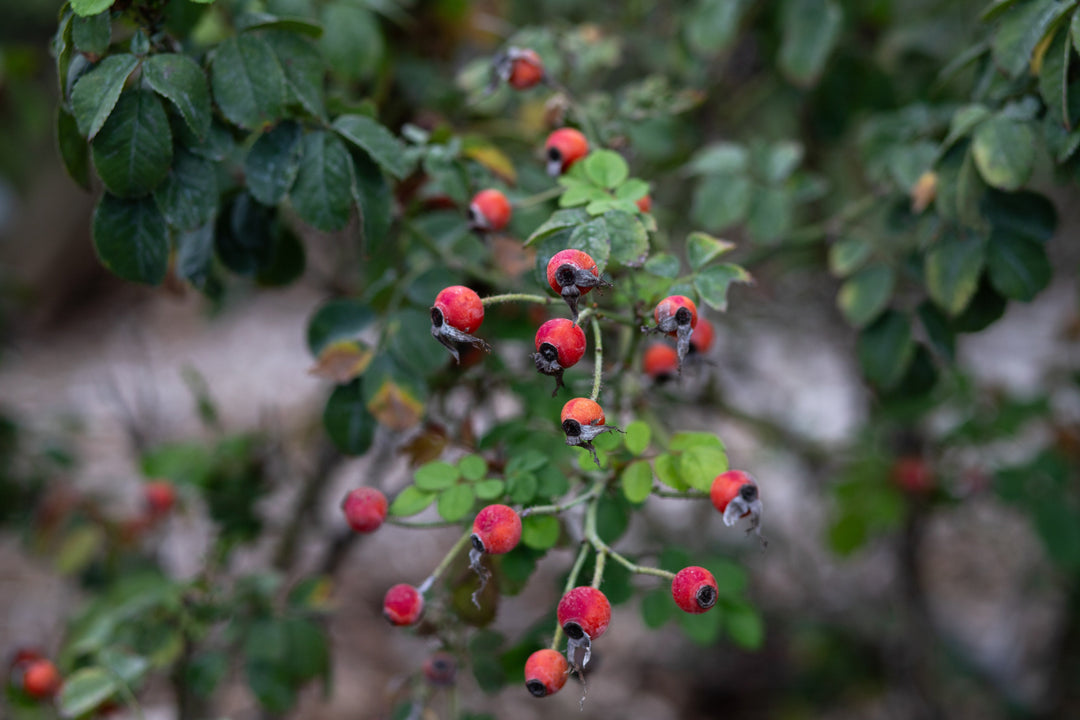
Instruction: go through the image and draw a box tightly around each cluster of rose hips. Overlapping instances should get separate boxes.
[338,45,765,704]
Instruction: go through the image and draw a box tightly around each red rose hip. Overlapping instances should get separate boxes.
[468,189,512,232]
[471,504,522,555]
[383,583,424,626]
[431,285,491,363]
[341,487,388,533]
[144,479,176,518]
[545,128,589,176]
[423,652,457,686]
[546,249,611,320]
[557,586,611,641]
[711,469,764,541]
[646,295,699,373]
[689,316,714,355]
[533,318,586,395]
[643,343,679,381]
[636,194,652,213]
[22,659,61,699]
[506,47,545,89]
[671,566,718,614]
[560,397,621,467]
[524,648,569,697]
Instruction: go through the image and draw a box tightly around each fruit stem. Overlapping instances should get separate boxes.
[585,496,676,581]
[481,292,553,307]
[589,316,603,402]
[590,547,607,589]
[514,185,564,208]
[386,517,463,528]
[551,541,592,651]
[522,483,604,516]
[418,529,472,594]
[652,488,710,499]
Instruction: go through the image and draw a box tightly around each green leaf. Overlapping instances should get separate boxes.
[437,484,475,521]
[235,13,324,38]
[603,210,650,267]
[332,114,410,179]
[746,185,793,243]
[615,178,650,203]
[641,588,674,628]
[986,232,1051,301]
[971,115,1036,191]
[982,190,1056,244]
[942,104,991,149]
[692,173,751,231]
[694,263,752,311]
[506,473,538,505]
[319,3,383,82]
[291,130,355,232]
[624,420,651,455]
[281,617,329,682]
[245,121,303,206]
[57,107,91,190]
[153,148,217,231]
[564,218,612,272]
[389,486,436,516]
[654,453,687,490]
[323,380,376,455]
[725,602,765,649]
[91,89,172,198]
[97,647,149,686]
[992,0,1068,79]
[679,445,728,491]
[925,230,985,316]
[755,141,804,183]
[263,30,326,119]
[92,194,168,284]
[778,0,843,87]
[686,142,748,175]
[621,460,654,503]
[458,455,487,482]
[474,479,505,500]
[670,432,724,451]
[71,53,139,140]
[916,301,956,361]
[307,299,375,356]
[353,151,393,245]
[215,193,274,275]
[677,602,724,645]
[1038,25,1070,125]
[71,0,115,18]
[58,667,116,717]
[645,253,681,278]
[56,524,104,574]
[414,460,460,491]
[857,310,914,389]
[595,493,630,543]
[521,514,560,549]
[143,53,212,139]
[559,178,607,208]
[72,11,111,55]
[211,34,285,130]
[687,232,735,270]
[684,0,750,56]
[583,149,629,188]
[525,208,590,246]
[837,264,895,328]
[828,236,873,277]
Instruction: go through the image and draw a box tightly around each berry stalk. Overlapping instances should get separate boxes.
[584,495,675,581]
[417,529,473,594]
[481,293,553,307]
[589,317,603,402]
[522,483,604,517]
[550,541,592,651]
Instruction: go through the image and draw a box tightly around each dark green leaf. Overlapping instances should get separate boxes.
[684,0,749,56]
[604,210,650,267]
[524,208,590,246]
[645,253,681,278]
[925,230,985,316]
[1038,24,1070,125]
[778,0,843,87]
[143,53,212,139]
[686,142,748,175]
[319,3,383,82]
[58,667,116,717]
[215,193,275,275]
[687,232,735,270]
[506,473,538,505]
[992,0,1067,79]
[725,602,765,649]
[57,107,91,190]
[186,652,228,698]
[71,0,115,16]
[952,275,1008,332]
[255,223,306,287]
[282,617,329,681]
[153,148,217,230]
[521,514,560,549]
[437,484,475,521]
[263,30,326,119]
[72,11,111,55]
[916,301,956,361]
[677,601,724,644]
[414,461,459,491]
[694,263,752,311]
[235,13,324,38]
[71,53,139,140]
[857,310,914,389]
[176,220,214,289]
[595,493,630,543]
[566,218,612,271]
[837,264,895,328]
[323,380,375,455]
[92,89,172,197]
[691,174,751,231]
[245,121,303,206]
[352,149,393,246]
[746,186,793,243]
[211,34,286,131]
[755,141,804,183]
[291,131,355,231]
[972,115,1036,190]
[828,236,873,277]
[641,588,674,628]
[986,232,1051,301]
[92,194,168,284]
[981,190,1056,243]
[389,486,436,516]
[332,114,410,179]
[307,299,376,356]
[621,460,653,503]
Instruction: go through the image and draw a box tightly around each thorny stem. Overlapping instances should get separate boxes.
[514,186,564,208]
[589,317,603,402]
[418,530,472,595]
[550,541,592,651]
[481,292,553,307]
[523,483,604,516]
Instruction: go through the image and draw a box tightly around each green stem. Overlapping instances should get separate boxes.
[418,529,472,594]
[590,547,607,589]
[551,541,592,651]
[386,517,462,528]
[523,484,603,516]
[576,307,596,325]
[515,186,564,208]
[481,292,553,307]
[652,488,709,500]
[596,309,641,328]
[589,317,603,402]
[584,493,675,581]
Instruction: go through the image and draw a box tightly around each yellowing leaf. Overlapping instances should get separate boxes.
[307,340,374,383]
[910,171,938,214]
[463,140,517,185]
[367,379,424,431]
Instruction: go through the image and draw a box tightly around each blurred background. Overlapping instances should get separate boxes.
[2,0,1079,719]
